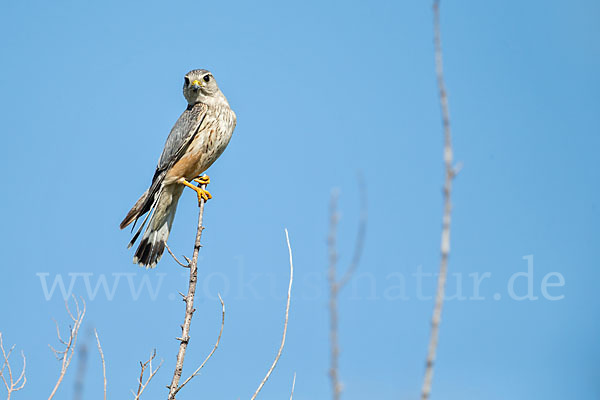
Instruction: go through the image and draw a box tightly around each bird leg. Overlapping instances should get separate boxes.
[179,176,212,205]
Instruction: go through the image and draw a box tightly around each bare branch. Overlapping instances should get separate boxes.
[14,352,26,392]
[167,181,209,399]
[135,350,153,398]
[290,372,296,400]
[52,319,67,346]
[165,243,190,268]
[421,1,458,399]
[0,341,14,393]
[327,181,368,400]
[172,294,226,396]
[94,329,107,400]
[250,228,294,400]
[336,177,368,290]
[133,349,163,400]
[48,296,86,400]
[327,189,342,400]
[0,333,26,399]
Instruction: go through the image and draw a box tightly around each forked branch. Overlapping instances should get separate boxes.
[0,333,26,400]
[133,349,163,399]
[48,296,86,400]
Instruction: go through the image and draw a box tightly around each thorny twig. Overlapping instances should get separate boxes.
[0,333,26,400]
[168,180,208,399]
[421,1,459,399]
[48,296,86,400]
[250,229,295,400]
[171,294,226,396]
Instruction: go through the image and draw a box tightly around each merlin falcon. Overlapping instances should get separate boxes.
[120,69,237,268]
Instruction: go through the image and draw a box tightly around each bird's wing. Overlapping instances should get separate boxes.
[155,102,208,180]
[129,103,208,235]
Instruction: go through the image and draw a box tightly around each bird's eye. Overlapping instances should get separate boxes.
[184,77,190,86]
[203,75,211,83]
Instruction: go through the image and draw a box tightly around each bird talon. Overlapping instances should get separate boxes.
[197,188,212,203]
[180,178,213,205]
[194,175,210,185]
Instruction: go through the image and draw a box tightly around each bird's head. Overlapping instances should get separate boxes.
[183,69,221,106]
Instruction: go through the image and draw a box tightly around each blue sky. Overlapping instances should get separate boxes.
[0,0,598,399]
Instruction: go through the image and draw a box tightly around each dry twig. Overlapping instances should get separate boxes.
[0,333,26,399]
[48,296,86,400]
[170,294,226,397]
[167,180,209,399]
[421,1,458,399]
[166,243,190,268]
[328,183,367,400]
[94,329,107,400]
[250,228,294,400]
[133,349,163,399]
[289,372,297,400]
[328,190,342,400]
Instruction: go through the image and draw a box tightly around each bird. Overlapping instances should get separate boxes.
[120,69,237,268]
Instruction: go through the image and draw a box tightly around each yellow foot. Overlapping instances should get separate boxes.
[180,178,213,205]
[195,187,212,203]
[194,175,210,185]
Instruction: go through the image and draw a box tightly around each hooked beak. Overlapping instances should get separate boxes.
[191,79,203,90]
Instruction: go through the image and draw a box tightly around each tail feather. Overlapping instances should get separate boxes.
[132,185,183,268]
[128,191,162,249]
[134,230,167,268]
[120,190,150,230]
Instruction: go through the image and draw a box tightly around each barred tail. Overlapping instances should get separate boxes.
[133,184,183,268]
